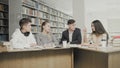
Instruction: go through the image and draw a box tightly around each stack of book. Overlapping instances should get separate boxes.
[112,39,120,46]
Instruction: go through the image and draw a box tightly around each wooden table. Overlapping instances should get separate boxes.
[0,48,73,68]
[0,45,120,68]
[74,46,120,68]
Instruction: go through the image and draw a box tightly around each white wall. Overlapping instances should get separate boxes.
[84,0,120,34]
[73,0,85,28]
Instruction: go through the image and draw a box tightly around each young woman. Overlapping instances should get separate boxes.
[36,21,58,48]
[83,20,109,46]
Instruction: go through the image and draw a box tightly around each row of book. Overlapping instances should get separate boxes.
[31,17,37,25]
[22,6,37,17]
[50,21,65,28]
[38,11,68,23]
[58,17,68,23]
[53,33,62,40]
[0,12,8,18]
[0,20,8,26]
[50,21,58,27]
[31,26,39,33]
[38,4,48,13]
[51,28,65,34]
[37,3,72,18]
[22,7,70,23]
[0,27,8,34]
[0,4,8,11]
[22,0,36,8]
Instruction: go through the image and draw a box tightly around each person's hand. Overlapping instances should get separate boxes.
[81,43,90,46]
[30,43,37,47]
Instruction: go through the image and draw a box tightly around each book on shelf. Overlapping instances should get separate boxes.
[3,13,8,18]
[31,18,36,25]
[42,6,48,12]
[0,27,5,33]
[31,26,38,33]
[0,20,3,25]
[3,20,8,25]
[0,12,4,18]
[22,6,36,17]
[0,20,8,26]
[38,11,49,19]
[38,4,41,10]
[34,10,37,17]
[0,12,8,19]
[29,8,34,16]
[22,0,36,8]
[58,17,64,23]
[38,11,43,18]
[49,8,53,14]
[3,5,8,11]
[38,19,42,26]
[0,4,4,11]
[0,27,8,34]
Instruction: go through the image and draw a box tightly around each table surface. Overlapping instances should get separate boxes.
[1,44,120,53]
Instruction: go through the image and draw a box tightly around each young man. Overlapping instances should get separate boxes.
[60,19,82,44]
[10,18,37,49]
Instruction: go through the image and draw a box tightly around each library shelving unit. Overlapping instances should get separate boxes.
[8,0,72,40]
[0,0,8,41]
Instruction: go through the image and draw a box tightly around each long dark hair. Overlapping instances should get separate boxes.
[41,22,47,32]
[92,20,106,34]
[92,20,109,39]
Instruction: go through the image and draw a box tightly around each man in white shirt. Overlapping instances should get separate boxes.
[10,18,37,49]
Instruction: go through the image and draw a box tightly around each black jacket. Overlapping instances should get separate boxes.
[60,28,82,44]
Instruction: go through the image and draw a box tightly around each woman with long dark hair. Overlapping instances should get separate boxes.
[83,20,109,46]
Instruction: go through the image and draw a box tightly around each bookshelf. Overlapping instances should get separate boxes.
[0,0,8,41]
[8,0,72,40]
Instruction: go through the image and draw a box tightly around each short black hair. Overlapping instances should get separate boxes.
[67,19,75,25]
[19,18,31,28]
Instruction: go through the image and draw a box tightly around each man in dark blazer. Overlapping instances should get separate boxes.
[60,19,82,44]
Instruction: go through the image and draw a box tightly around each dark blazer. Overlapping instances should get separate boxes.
[60,28,82,44]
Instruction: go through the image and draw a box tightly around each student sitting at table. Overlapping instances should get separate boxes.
[10,18,37,49]
[83,20,109,46]
[60,19,82,44]
[36,20,58,48]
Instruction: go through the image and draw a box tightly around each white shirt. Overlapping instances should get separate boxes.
[69,31,73,42]
[10,28,36,49]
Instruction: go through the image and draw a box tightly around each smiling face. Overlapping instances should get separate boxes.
[43,23,51,33]
[68,23,76,31]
